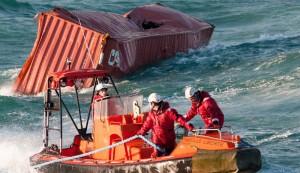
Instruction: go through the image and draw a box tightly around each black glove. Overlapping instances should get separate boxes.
[188,123,195,132]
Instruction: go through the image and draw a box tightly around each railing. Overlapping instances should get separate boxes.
[190,126,235,143]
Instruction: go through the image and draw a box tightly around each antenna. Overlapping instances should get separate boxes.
[66,57,72,70]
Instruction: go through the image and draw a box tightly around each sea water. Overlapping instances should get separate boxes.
[0,0,300,172]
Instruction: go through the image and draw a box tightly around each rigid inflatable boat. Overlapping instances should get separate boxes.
[13,3,214,95]
[30,69,262,173]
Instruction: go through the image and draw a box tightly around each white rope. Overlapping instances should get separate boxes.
[138,135,168,155]
[32,135,139,169]
[31,134,164,169]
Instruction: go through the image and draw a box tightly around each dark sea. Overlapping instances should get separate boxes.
[0,0,300,172]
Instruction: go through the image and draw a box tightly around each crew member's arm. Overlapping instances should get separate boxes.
[137,113,153,136]
[184,102,198,122]
[169,108,194,131]
[203,101,220,128]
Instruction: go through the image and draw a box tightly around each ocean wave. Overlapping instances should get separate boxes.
[0,68,20,79]
[210,34,300,54]
[0,0,33,12]
[255,127,300,145]
[0,127,41,173]
[254,52,286,71]
[0,69,20,97]
[0,85,15,97]
[256,131,293,145]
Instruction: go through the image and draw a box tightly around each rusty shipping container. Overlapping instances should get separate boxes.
[13,3,214,95]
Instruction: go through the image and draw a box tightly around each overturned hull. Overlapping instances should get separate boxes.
[13,3,214,95]
[30,147,261,173]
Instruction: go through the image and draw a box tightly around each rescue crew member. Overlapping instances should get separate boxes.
[92,83,111,119]
[94,83,109,101]
[137,93,194,158]
[184,86,224,130]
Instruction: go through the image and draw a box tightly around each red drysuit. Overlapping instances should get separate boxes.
[185,91,224,128]
[137,101,193,157]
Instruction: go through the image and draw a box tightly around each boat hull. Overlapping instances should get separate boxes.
[30,147,261,173]
[30,156,192,173]
[193,148,262,173]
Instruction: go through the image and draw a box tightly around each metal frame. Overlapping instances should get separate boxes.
[43,71,119,154]
[192,126,234,142]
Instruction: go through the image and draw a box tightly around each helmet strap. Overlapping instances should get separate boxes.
[194,91,201,102]
[151,101,163,112]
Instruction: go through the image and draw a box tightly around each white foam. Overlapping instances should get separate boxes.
[0,68,22,97]
[0,128,42,173]
[256,130,294,145]
[0,68,20,79]
[0,84,15,96]
[254,52,286,71]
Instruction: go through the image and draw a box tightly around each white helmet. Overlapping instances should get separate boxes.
[185,87,196,99]
[96,83,107,91]
[148,93,161,103]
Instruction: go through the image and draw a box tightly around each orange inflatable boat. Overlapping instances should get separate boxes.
[30,69,262,173]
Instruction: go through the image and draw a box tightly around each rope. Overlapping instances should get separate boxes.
[32,135,138,169]
[138,135,168,156]
[31,134,167,169]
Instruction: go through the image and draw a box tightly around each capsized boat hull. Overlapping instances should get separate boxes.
[30,147,261,173]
